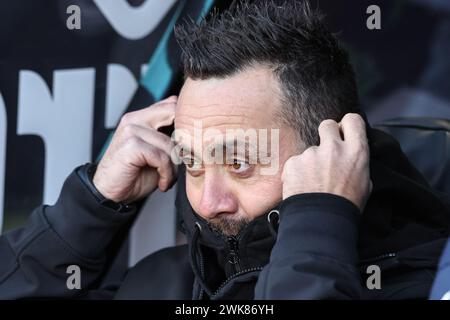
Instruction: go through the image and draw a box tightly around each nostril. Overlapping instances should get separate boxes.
[198,193,238,219]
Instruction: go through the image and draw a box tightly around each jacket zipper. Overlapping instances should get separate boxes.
[195,234,243,299]
[198,218,275,299]
[198,247,206,300]
[227,236,241,273]
[210,236,261,298]
[211,266,264,298]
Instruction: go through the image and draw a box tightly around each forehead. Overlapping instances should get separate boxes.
[175,66,282,133]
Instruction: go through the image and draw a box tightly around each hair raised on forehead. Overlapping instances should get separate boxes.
[174,0,361,146]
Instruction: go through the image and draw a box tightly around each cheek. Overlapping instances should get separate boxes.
[185,176,201,211]
[238,175,283,219]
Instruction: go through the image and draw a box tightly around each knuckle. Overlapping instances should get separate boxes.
[283,156,298,173]
[121,124,136,138]
[343,113,359,121]
[320,119,337,127]
[343,113,364,127]
[125,136,141,149]
[303,146,318,157]
[319,119,337,131]
[285,155,296,167]
[166,95,178,102]
[119,112,134,126]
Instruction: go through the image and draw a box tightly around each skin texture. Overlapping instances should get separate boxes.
[93,64,371,236]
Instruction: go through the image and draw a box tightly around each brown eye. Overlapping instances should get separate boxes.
[183,157,203,172]
[229,159,250,174]
[232,160,241,170]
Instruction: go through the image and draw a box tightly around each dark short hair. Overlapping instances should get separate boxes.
[174,0,360,146]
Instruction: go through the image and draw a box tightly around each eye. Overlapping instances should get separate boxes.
[229,159,250,173]
[183,157,203,172]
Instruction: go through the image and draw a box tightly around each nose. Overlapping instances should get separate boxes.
[197,172,238,219]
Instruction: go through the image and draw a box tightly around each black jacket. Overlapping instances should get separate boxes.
[0,129,449,299]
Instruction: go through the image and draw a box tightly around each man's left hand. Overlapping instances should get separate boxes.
[282,113,372,212]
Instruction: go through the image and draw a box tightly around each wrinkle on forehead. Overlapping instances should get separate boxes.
[175,65,284,131]
[175,104,277,130]
[176,103,262,117]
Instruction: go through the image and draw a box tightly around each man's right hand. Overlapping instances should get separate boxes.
[93,96,178,204]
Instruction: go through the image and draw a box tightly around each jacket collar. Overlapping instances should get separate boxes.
[181,199,279,296]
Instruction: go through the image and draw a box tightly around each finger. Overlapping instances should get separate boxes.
[149,95,177,106]
[120,97,176,130]
[122,124,175,157]
[136,140,176,191]
[149,102,176,130]
[340,113,368,146]
[318,119,342,145]
[158,95,177,104]
[281,146,318,178]
[141,102,177,130]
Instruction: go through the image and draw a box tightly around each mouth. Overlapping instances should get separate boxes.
[207,214,251,237]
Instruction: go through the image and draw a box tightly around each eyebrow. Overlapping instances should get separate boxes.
[177,139,259,159]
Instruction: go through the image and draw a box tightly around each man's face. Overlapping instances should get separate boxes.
[174,66,304,236]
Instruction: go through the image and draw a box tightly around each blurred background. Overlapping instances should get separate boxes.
[0,0,449,271]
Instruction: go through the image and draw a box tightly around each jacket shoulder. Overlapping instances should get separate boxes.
[115,244,193,299]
